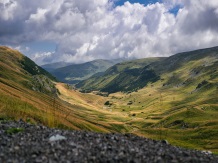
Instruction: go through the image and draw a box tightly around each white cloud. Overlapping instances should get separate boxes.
[28,8,47,24]
[0,0,18,20]
[14,45,29,52]
[0,0,218,64]
[32,51,55,65]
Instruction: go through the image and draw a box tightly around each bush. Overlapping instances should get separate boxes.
[6,128,24,134]
[104,101,111,106]
[127,101,133,105]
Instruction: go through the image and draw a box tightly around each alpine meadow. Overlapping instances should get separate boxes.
[1,46,218,154]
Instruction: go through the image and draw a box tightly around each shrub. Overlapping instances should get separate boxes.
[127,101,133,105]
[6,128,24,134]
[104,101,111,106]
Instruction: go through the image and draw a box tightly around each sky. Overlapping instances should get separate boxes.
[1,0,218,65]
[115,0,159,6]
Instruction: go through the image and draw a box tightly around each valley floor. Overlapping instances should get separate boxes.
[56,82,218,154]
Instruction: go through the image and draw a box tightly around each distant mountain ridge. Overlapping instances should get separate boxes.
[41,62,73,72]
[49,59,122,84]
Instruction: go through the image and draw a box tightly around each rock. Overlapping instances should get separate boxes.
[202,150,212,155]
[49,134,66,142]
[161,140,169,144]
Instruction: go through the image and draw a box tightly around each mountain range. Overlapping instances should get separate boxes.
[76,57,164,93]
[0,46,218,154]
[41,62,73,72]
[44,59,124,84]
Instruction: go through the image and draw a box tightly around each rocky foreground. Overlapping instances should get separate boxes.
[0,120,218,163]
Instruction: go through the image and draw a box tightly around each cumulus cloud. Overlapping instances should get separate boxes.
[32,51,55,65]
[0,0,218,64]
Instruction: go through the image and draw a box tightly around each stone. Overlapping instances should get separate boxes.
[49,134,66,142]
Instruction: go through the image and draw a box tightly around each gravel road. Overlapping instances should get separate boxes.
[0,120,217,163]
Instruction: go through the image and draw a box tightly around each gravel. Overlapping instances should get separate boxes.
[0,120,218,163]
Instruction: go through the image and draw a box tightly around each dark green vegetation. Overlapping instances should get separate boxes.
[76,58,164,93]
[49,59,120,84]
[6,127,24,134]
[20,54,57,81]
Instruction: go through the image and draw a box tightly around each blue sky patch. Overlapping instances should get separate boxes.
[169,5,181,15]
[22,41,56,59]
[114,0,161,6]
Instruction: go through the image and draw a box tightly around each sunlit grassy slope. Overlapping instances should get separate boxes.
[0,46,119,132]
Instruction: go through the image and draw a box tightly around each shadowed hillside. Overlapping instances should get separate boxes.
[76,58,164,93]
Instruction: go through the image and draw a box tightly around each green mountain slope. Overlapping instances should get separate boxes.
[0,46,58,96]
[50,59,120,84]
[76,58,165,93]
[77,47,218,94]
[151,46,218,91]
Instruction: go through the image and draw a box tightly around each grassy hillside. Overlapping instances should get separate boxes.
[0,46,117,132]
[76,58,164,93]
[0,46,56,81]
[0,46,140,134]
[50,59,119,84]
